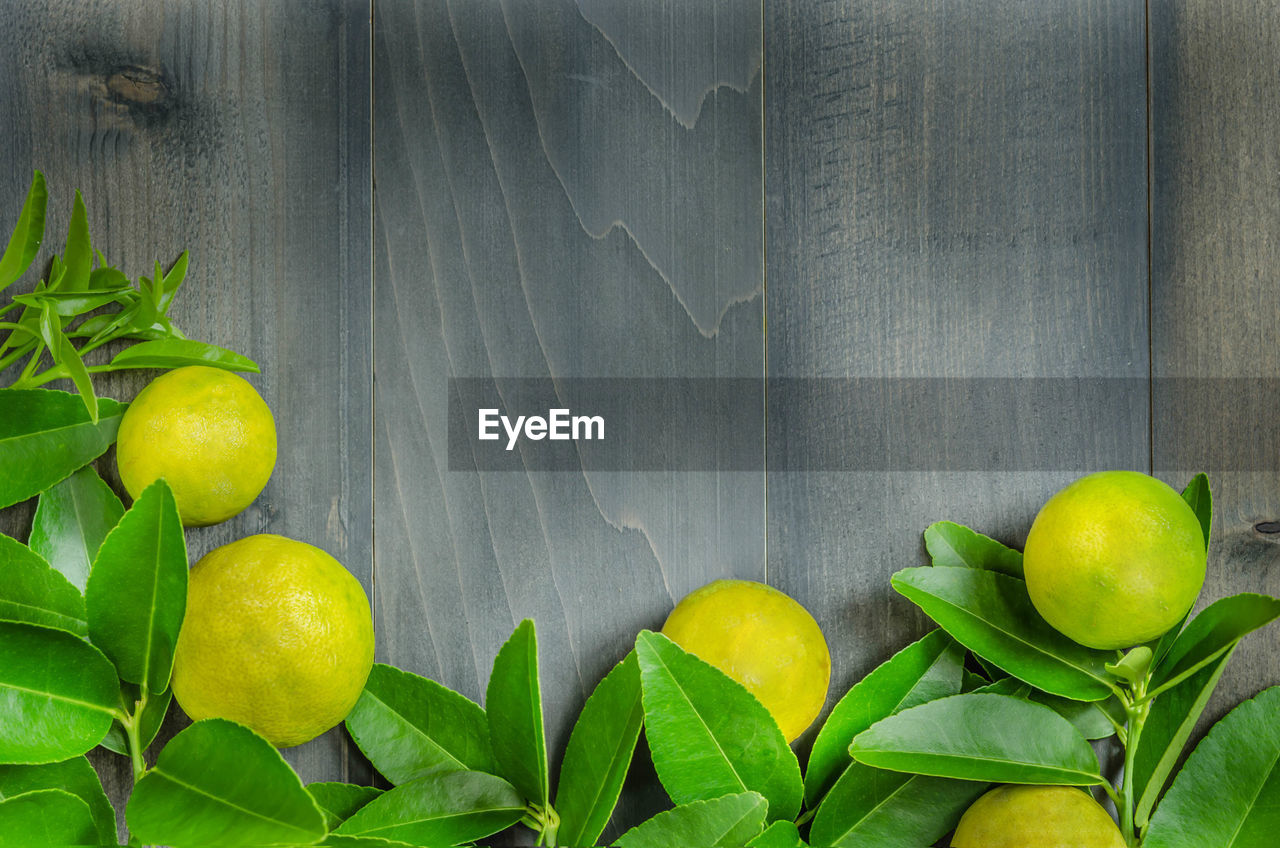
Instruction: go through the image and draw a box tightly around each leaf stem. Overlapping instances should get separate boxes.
[123,689,150,785]
[1120,680,1151,846]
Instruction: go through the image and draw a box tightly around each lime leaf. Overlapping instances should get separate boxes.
[107,339,260,373]
[320,837,414,847]
[126,719,326,847]
[1152,594,1280,693]
[1181,473,1212,546]
[0,788,97,847]
[810,764,986,848]
[924,521,1023,577]
[615,792,768,848]
[60,191,91,293]
[0,171,46,291]
[0,389,127,509]
[0,534,86,636]
[1145,685,1280,847]
[28,466,124,592]
[0,757,116,843]
[1106,646,1154,686]
[11,289,131,315]
[485,619,549,806]
[555,651,644,848]
[635,630,802,823]
[806,630,964,806]
[345,663,493,785]
[0,621,117,763]
[748,820,803,848]
[1032,690,1126,741]
[85,479,187,693]
[849,693,1106,785]
[308,782,383,830]
[891,567,1115,701]
[333,770,525,845]
[99,684,172,758]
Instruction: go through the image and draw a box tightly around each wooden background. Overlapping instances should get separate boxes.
[3,0,1279,844]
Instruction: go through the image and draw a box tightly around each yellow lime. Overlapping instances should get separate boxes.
[952,785,1126,848]
[171,534,374,748]
[1023,470,1205,650]
[116,365,276,526]
[662,579,830,742]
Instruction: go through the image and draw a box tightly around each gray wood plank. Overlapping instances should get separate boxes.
[0,0,372,835]
[764,0,1149,774]
[372,0,762,839]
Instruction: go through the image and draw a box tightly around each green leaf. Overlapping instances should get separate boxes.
[308,782,384,830]
[748,820,803,848]
[319,836,414,848]
[56,334,98,424]
[891,566,1115,701]
[1181,473,1212,546]
[11,289,130,316]
[89,266,129,291]
[99,684,172,757]
[1106,646,1154,686]
[924,521,1023,577]
[60,191,91,293]
[0,620,117,763]
[0,789,97,847]
[806,630,964,806]
[1134,644,1236,829]
[485,619,549,806]
[29,465,124,592]
[615,792,768,848]
[158,252,189,312]
[1145,685,1280,847]
[86,479,187,693]
[1033,690,1126,741]
[849,693,1106,785]
[1152,594,1280,694]
[126,718,327,847]
[0,534,86,636]
[107,338,261,373]
[635,630,802,823]
[0,172,47,291]
[345,663,494,785]
[810,763,985,848]
[0,389,127,509]
[0,757,116,844]
[555,652,645,848]
[334,770,525,845]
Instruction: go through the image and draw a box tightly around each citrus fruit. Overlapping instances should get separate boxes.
[116,365,276,526]
[171,534,374,747]
[951,785,1125,848]
[662,579,830,742]
[1023,470,1205,650]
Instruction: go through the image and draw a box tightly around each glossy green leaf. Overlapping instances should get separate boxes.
[11,289,130,316]
[319,836,414,848]
[0,757,116,844]
[158,252,189,312]
[86,479,187,693]
[1106,646,1154,686]
[99,684,172,757]
[0,621,117,763]
[892,567,1115,701]
[615,792,768,848]
[555,652,644,848]
[89,266,128,291]
[57,334,98,424]
[0,389,126,509]
[1145,685,1280,847]
[486,619,549,806]
[0,789,97,847]
[107,339,260,373]
[0,172,46,291]
[1033,690,1125,741]
[28,465,124,592]
[334,770,525,845]
[0,534,86,636]
[636,630,802,822]
[126,719,326,847]
[924,521,1023,577]
[748,820,803,848]
[60,191,91,293]
[1134,644,1236,829]
[806,630,964,805]
[849,693,1105,785]
[309,782,384,830]
[810,763,985,848]
[1152,594,1280,694]
[1181,473,1212,546]
[345,663,493,785]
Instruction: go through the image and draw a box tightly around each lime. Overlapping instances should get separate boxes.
[952,785,1126,847]
[171,534,374,747]
[1024,471,1205,650]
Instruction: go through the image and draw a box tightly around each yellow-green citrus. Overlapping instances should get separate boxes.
[952,785,1126,848]
[116,366,276,526]
[662,579,830,742]
[1023,470,1205,650]
[171,534,374,747]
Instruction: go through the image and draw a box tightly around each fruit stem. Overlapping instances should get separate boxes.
[123,689,150,785]
[1120,683,1151,846]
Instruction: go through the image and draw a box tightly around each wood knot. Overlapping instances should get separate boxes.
[105,66,169,107]
[1254,521,1280,535]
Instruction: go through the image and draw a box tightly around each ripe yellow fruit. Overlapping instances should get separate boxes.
[662,579,830,742]
[172,535,374,747]
[116,366,276,526]
[1023,471,1205,650]
[952,785,1126,848]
